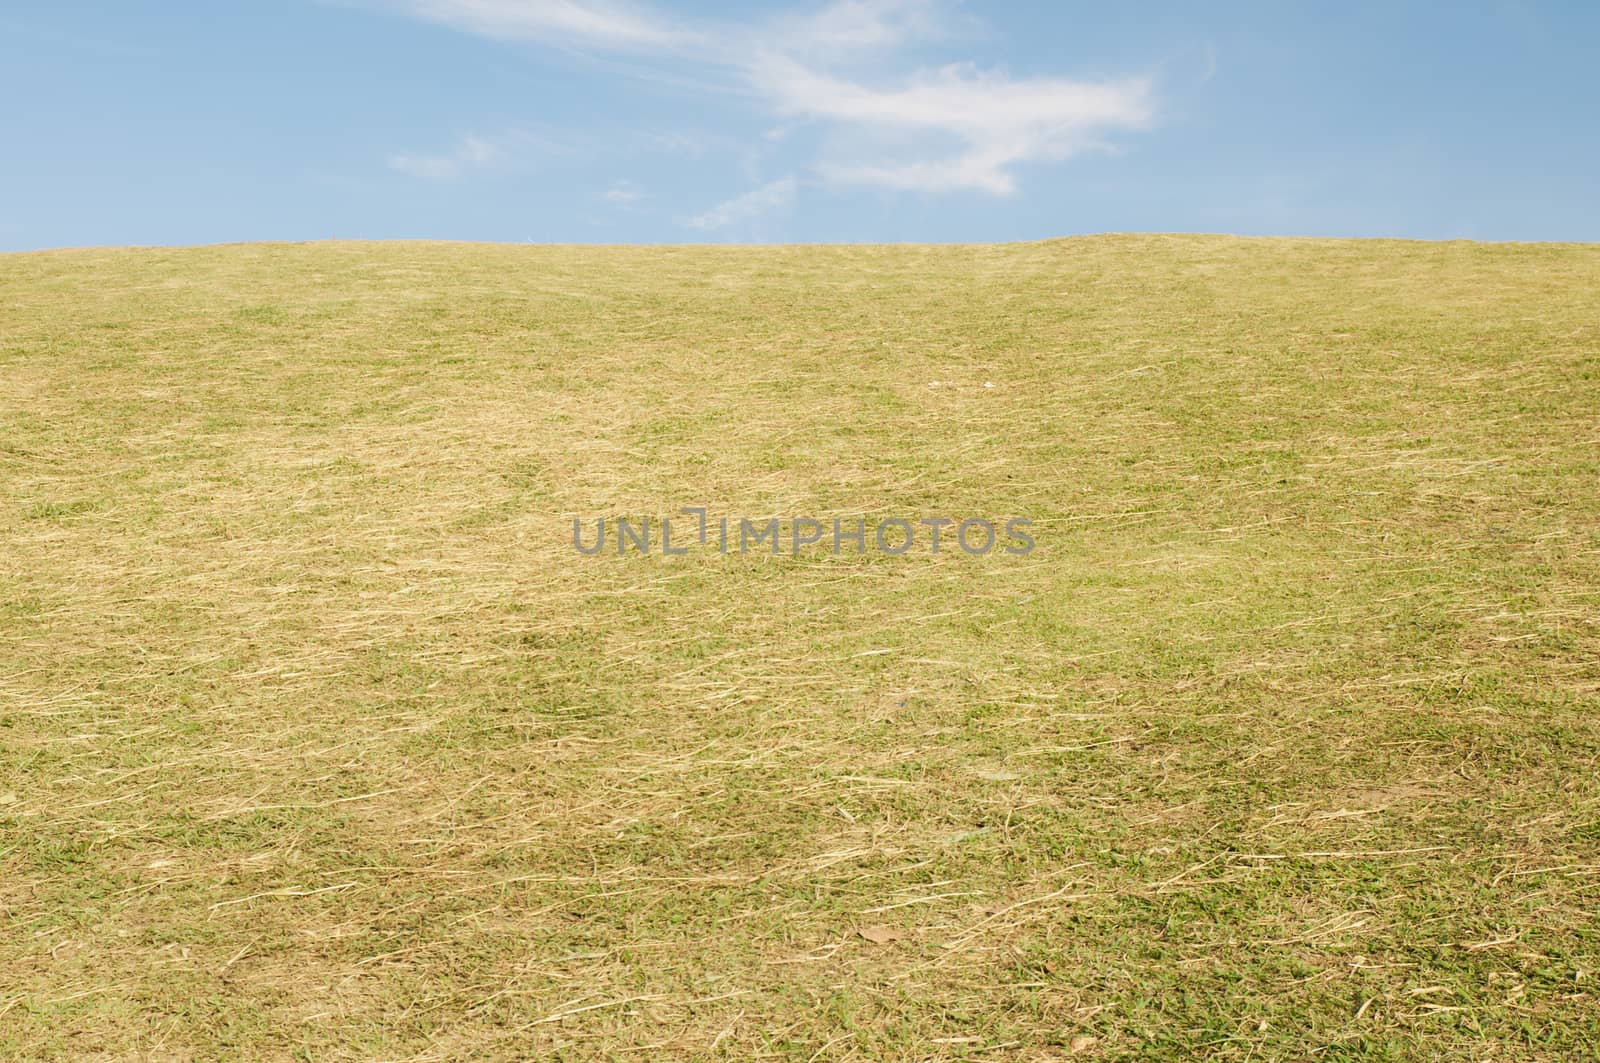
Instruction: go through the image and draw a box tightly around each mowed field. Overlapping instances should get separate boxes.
[2,235,1599,1060]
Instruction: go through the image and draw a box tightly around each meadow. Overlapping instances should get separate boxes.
[2,234,1598,1059]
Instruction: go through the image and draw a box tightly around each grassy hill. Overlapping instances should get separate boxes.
[3,235,1599,1059]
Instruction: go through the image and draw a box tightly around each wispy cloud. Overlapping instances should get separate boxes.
[408,0,699,52]
[388,127,574,181]
[403,0,936,58]
[766,0,951,58]
[602,179,648,206]
[379,0,1157,199]
[388,133,505,180]
[684,176,797,230]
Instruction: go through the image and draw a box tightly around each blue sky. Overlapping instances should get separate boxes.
[3,1,1597,249]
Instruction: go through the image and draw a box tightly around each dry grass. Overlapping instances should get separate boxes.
[2,234,1599,1059]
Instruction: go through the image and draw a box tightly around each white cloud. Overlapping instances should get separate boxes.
[377,0,1158,197]
[388,133,504,180]
[757,59,1153,194]
[755,59,1150,140]
[685,177,797,230]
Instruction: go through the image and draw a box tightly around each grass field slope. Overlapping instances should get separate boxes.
[3,235,1600,1060]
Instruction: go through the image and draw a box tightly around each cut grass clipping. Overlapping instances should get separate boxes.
[2,235,1599,1059]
